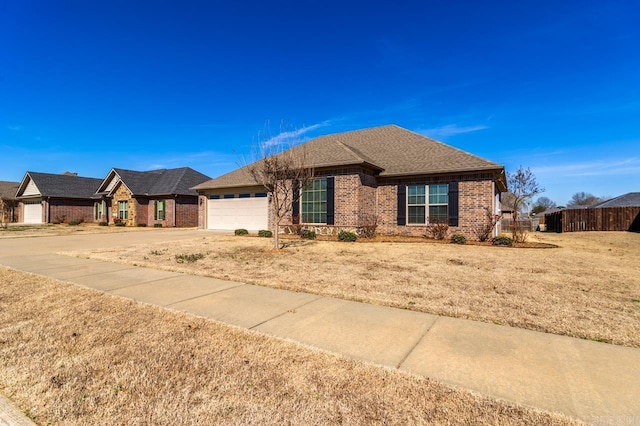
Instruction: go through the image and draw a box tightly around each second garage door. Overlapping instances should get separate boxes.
[207,195,268,231]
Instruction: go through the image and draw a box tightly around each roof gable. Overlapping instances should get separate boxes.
[16,172,102,199]
[97,167,210,197]
[194,124,506,190]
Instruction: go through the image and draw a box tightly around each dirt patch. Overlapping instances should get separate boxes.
[0,268,581,425]
[65,231,640,348]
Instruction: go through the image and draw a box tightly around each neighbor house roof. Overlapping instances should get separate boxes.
[0,181,20,200]
[96,167,211,197]
[590,192,640,208]
[16,172,102,199]
[193,124,506,191]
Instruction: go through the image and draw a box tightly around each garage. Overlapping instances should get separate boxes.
[207,194,268,231]
[23,200,43,224]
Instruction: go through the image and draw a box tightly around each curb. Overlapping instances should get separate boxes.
[0,395,36,426]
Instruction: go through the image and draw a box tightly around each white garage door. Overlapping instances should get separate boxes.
[207,196,268,231]
[23,200,43,224]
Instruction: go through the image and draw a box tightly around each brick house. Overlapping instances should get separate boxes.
[95,167,211,227]
[0,180,20,224]
[193,125,507,239]
[14,172,103,224]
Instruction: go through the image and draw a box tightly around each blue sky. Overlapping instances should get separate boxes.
[1,1,638,206]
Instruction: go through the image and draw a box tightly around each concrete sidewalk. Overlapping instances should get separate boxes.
[1,231,639,425]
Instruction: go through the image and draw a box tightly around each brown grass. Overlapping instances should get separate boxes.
[0,267,582,425]
[0,223,165,239]
[67,231,640,348]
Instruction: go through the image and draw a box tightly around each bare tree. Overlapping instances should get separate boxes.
[247,123,314,250]
[506,166,543,241]
[531,196,556,214]
[0,197,14,229]
[567,192,602,207]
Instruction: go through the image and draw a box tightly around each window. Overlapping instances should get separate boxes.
[118,201,129,220]
[223,194,235,199]
[407,184,448,224]
[255,192,267,198]
[94,201,105,221]
[209,195,220,200]
[238,193,250,198]
[301,178,327,224]
[154,200,165,220]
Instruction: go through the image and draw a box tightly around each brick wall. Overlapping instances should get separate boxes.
[175,196,199,227]
[376,174,497,239]
[48,198,95,223]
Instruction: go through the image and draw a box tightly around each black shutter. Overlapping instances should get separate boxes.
[326,177,335,225]
[292,180,300,224]
[448,181,459,227]
[397,184,406,226]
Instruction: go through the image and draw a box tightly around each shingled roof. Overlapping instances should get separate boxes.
[16,172,102,199]
[0,181,20,200]
[591,192,640,208]
[193,124,505,191]
[97,167,210,197]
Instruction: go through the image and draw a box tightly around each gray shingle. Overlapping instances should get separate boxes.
[18,172,102,198]
[112,167,210,196]
[591,193,640,208]
[0,181,20,199]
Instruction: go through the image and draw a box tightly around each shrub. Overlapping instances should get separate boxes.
[338,230,357,242]
[473,207,499,242]
[98,221,108,226]
[175,253,205,263]
[115,222,126,227]
[258,230,272,238]
[301,230,316,240]
[450,234,466,244]
[235,228,249,236]
[137,223,147,227]
[492,235,514,246]
[359,213,378,239]
[52,215,67,224]
[68,219,83,226]
[154,223,163,228]
[426,220,449,240]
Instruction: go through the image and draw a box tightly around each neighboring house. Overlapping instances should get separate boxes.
[0,180,20,223]
[590,192,640,208]
[15,172,103,224]
[94,167,211,227]
[193,125,508,239]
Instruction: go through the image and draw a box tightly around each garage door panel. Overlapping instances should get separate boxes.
[207,198,268,231]
[23,201,43,224]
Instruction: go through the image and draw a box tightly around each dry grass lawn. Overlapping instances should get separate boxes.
[0,223,162,239]
[67,231,640,348]
[0,267,582,425]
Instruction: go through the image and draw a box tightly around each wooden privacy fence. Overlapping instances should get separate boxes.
[545,207,640,233]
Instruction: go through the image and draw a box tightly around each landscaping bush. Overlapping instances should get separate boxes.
[301,230,316,240]
[67,219,84,226]
[235,228,249,236]
[137,223,147,227]
[450,234,466,244]
[115,222,126,227]
[492,235,514,246]
[258,230,272,238]
[52,215,67,224]
[338,230,357,242]
[98,222,108,226]
[154,223,163,228]
[175,253,205,263]
[426,220,449,240]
